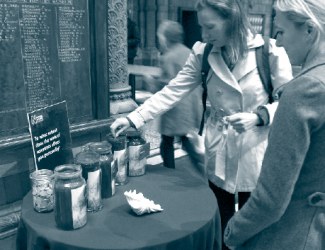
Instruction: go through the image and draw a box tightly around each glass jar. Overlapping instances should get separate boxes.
[89,141,116,199]
[75,150,103,212]
[30,169,55,213]
[106,134,128,185]
[54,164,87,230]
[127,131,147,177]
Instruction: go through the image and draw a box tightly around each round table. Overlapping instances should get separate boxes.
[17,161,221,250]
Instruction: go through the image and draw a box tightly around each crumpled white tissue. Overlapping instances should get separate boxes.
[124,190,163,215]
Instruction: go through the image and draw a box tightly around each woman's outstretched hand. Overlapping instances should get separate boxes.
[110,117,131,137]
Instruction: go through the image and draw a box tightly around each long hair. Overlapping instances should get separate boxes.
[195,0,254,65]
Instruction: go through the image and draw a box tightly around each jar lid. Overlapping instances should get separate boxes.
[106,134,127,150]
[126,130,142,138]
[54,164,82,179]
[30,169,54,181]
[89,141,112,154]
[75,150,100,165]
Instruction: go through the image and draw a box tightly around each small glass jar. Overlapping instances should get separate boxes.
[89,141,116,199]
[127,131,147,177]
[54,164,87,230]
[30,169,55,213]
[75,150,103,212]
[107,134,128,185]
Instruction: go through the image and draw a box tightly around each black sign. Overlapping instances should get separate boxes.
[27,101,73,170]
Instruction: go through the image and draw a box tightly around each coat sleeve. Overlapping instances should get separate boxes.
[259,38,293,125]
[224,75,325,247]
[128,42,205,128]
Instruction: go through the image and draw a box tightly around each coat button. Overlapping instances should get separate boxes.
[216,89,223,95]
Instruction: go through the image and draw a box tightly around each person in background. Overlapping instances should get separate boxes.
[127,10,140,99]
[111,0,292,248]
[224,0,325,249]
[143,20,204,170]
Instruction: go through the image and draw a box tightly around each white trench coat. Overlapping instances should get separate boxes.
[128,34,293,193]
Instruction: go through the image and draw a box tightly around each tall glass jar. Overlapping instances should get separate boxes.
[89,141,116,199]
[127,131,147,177]
[107,134,128,185]
[75,150,103,212]
[30,169,55,213]
[54,164,87,230]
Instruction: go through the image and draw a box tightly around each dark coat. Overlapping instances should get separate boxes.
[224,53,325,250]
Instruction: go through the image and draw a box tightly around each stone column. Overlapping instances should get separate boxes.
[107,0,138,115]
[138,0,146,52]
[141,0,159,66]
[168,0,177,21]
[157,0,169,25]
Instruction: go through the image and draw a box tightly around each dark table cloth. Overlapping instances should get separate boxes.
[17,161,221,250]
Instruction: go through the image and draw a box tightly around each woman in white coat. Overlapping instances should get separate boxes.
[111,0,292,248]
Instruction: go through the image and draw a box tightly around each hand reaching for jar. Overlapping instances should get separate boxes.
[110,117,131,137]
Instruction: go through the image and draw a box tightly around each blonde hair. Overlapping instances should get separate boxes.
[275,0,325,35]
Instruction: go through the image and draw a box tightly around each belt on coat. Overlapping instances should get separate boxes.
[308,192,325,208]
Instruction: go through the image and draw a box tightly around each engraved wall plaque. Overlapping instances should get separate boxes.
[0,0,92,137]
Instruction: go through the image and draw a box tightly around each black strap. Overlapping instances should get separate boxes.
[198,43,213,136]
[255,36,273,103]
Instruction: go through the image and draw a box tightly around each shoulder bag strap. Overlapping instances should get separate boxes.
[256,36,274,103]
[198,43,213,136]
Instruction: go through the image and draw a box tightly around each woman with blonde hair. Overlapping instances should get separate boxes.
[111,1,292,248]
[224,0,325,249]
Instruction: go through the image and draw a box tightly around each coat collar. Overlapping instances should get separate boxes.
[207,34,265,92]
[296,50,325,78]
[207,50,241,91]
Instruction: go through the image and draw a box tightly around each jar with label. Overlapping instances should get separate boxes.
[75,150,103,212]
[54,164,87,230]
[30,169,55,213]
[89,141,116,199]
[127,131,148,177]
[107,134,128,185]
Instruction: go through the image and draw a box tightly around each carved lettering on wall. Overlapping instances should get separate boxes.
[0,0,92,136]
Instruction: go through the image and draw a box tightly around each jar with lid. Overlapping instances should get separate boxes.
[75,150,103,212]
[106,134,128,185]
[127,131,148,177]
[89,141,116,199]
[30,169,55,213]
[54,164,87,230]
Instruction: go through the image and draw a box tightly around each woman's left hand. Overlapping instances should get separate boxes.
[226,112,260,133]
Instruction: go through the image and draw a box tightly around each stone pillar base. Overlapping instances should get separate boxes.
[109,86,138,115]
